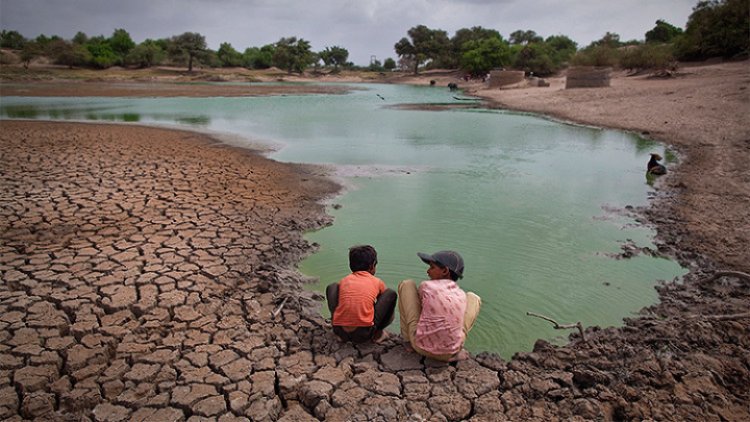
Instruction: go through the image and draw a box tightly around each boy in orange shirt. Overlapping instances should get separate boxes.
[326,245,397,343]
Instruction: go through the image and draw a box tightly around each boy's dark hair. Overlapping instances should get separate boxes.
[349,245,377,272]
[434,262,461,282]
[447,269,461,282]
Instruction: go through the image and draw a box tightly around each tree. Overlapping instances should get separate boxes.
[674,0,749,60]
[217,42,243,67]
[170,32,207,72]
[319,46,349,70]
[394,37,416,72]
[49,39,91,68]
[450,26,503,68]
[272,37,314,74]
[33,34,62,55]
[453,26,502,50]
[126,40,165,68]
[645,20,683,43]
[72,31,88,45]
[509,30,543,45]
[1,30,26,49]
[200,50,223,68]
[86,36,118,68]
[20,41,42,68]
[394,25,450,74]
[570,44,618,67]
[619,43,675,72]
[513,43,556,76]
[572,32,623,67]
[109,29,135,63]
[243,45,274,69]
[383,57,397,71]
[544,35,578,66]
[460,37,510,76]
[588,32,622,49]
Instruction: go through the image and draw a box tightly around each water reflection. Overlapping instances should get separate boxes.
[1,103,147,122]
[4,105,40,118]
[176,116,211,126]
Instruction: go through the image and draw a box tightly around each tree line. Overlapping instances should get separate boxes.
[394,0,747,76]
[0,29,369,74]
[1,0,746,76]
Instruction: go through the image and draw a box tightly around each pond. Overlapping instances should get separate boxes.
[0,82,685,358]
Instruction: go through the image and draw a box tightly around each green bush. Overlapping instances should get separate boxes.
[570,45,619,67]
[619,44,676,71]
[512,43,560,76]
[125,42,165,68]
[675,0,749,60]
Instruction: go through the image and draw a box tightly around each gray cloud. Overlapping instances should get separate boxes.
[1,0,696,65]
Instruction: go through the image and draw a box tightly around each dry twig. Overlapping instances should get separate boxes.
[271,296,288,319]
[527,311,587,342]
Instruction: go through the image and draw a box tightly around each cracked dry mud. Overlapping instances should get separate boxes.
[1,120,748,422]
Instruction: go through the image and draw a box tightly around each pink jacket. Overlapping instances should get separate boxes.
[415,279,467,355]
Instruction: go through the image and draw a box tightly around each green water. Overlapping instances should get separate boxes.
[1,83,685,358]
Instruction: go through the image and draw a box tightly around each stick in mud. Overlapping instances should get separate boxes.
[527,311,587,342]
[272,296,288,319]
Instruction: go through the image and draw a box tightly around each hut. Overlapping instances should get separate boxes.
[565,67,612,89]
[488,70,525,88]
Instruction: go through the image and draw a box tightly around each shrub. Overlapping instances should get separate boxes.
[619,44,676,72]
[675,0,749,60]
[570,45,619,67]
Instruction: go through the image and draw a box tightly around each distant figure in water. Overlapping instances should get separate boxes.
[376,94,385,100]
[647,153,667,175]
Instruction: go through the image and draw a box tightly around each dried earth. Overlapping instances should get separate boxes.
[1,61,749,421]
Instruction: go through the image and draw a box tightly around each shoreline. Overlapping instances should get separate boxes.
[469,61,750,273]
[1,62,748,420]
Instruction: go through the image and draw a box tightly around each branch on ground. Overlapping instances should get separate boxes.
[527,311,587,342]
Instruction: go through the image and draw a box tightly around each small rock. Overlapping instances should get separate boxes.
[21,391,55,419]
[92,402,131,422]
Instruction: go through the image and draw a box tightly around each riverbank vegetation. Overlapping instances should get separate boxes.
[1,0,747,78]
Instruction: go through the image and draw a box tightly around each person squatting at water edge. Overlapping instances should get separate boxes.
[398,250,482,361]
[326,245,397,343]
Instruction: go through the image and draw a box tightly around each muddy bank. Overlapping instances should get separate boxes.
[0,81,353,98]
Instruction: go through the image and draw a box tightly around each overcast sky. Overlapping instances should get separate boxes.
[1,0,697,65]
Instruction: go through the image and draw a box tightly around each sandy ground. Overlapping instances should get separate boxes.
[1,62,749,421]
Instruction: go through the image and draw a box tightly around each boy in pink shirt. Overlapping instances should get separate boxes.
[326,245,397,343]
[398,250,482,361]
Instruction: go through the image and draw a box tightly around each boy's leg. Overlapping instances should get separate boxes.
[325,283,339,315]
[397,280,420,343]
[373,288,397,331]
[463,292,482,335]
[347,327,376,344]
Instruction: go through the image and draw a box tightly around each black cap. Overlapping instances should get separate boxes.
[417,250,464,279]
